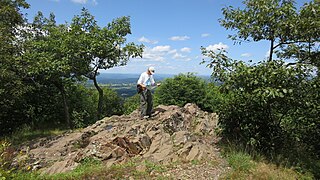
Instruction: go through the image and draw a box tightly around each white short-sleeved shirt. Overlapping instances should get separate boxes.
[137,72,155,87]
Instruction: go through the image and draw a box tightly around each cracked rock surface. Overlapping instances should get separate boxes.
[16,103,225,177]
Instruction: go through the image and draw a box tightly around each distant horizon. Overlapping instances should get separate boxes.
[99,72,212,77]
[95,72,212,84]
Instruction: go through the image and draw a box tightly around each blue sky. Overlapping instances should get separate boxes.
[23,0,310,75]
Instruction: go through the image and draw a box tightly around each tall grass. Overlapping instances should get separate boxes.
[219,141,314,180]
[7,125,66,146]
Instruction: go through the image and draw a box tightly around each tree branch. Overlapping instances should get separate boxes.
[273,40,318,50]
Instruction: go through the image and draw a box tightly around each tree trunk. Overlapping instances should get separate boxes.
[54,81,72,129]
[93,72,104,119]
[61,89,72,129]
[269,39,274,62]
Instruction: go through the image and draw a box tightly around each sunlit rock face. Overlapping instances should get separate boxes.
[17,103,220,175]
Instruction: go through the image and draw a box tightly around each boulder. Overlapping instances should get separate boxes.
[17,103,219,175]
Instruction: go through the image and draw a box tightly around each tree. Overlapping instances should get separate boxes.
[68,8,144,119]
[202,50,310,151]
[201,82,227,113]
[278,1,320,68]
[101,87,124,117]
[68,84,97,128]
[23,12,78,129]
[154,73,207,108]
[203,1,320,172]
[0,0,31,134]
[202,48,320,175]
[220,0,319,63]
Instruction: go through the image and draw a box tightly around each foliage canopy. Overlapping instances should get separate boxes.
[203,0,320,177]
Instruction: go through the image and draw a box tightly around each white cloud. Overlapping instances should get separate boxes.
[70,0,97,5]
[138,36,158,44]
[169,36,190,41]
[138,45,174,62]
[241,53,252,57]
[201,33,210,37]
[172,53,193,61]
[168,49,177,54]
[71,0,87,4]
[180,47,191,53]
[151,45,171,52]
[165,66,177,70]
[137,45,192,63]
[206,42,229,51]
[172,53,186,59]
[141,50,165,62]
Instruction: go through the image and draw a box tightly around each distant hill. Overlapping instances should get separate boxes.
[89,73,213,98]
[95,73,211,84]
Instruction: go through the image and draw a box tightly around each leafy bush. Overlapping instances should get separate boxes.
[101,87,124,117]
[200,82,227,112]
[154,73,206,108]
[203,48,320,176]
[203,48,314,150]
[123,94,140,115]
[218,60,312,151]
[68,84,97,127]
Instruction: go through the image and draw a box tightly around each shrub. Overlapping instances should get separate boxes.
[216,60,311,152]
[203,49,320,177]
[101,87,124,117]
[154,73,206,108]
[68,84,97,128]
[200,82,228,112]
[123,94,140,115]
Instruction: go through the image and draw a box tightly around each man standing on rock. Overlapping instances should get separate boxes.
[137,66,160,119]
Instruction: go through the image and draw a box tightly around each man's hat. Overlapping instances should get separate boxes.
[148,66,155,74]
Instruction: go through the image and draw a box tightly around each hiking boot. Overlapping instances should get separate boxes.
[149,113,157,117]
[140,115,150,120]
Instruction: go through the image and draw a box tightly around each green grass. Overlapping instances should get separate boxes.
[10,157,103,180]
[190,159,201,165]
[0,126,69,180]
[4,148,314,180]
[221,151,314,180]
[144,160,167,174]
[227,151,255,172]
[6,125,66,146]
[10,158,171,180]
[47,157,103,180]
[219,141,315,180]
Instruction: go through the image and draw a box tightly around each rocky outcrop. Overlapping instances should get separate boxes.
[17,103,221,175]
